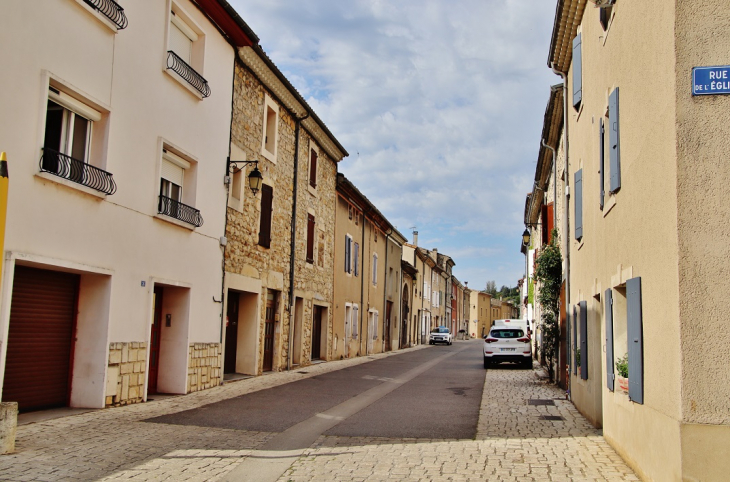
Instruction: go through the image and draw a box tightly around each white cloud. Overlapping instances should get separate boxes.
[229,0,557,288]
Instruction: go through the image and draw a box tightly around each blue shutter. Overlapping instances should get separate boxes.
[605,289,614,391]
[572,305,578,375]
[627,277,643,404]
[580,300,588,380]
[599,118,605,210]
[609,87,621,193]
[574,169,583,240]
[572,34,582,109]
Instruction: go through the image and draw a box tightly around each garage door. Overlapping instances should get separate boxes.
[3,266,79,412]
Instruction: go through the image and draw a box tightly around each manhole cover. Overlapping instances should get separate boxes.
[539,415,565,421]
[528,399,555,406]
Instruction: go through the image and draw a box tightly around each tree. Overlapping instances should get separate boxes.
[485,280,497,295]
[534,229,562,383]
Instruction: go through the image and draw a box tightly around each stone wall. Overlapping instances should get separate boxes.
[106,342,146,407]
[187,343,221,393]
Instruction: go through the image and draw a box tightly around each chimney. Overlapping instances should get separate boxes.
[413,230,418,246]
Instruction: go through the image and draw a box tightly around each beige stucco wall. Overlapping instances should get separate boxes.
[563,0,683,479]
[0,0,233,407]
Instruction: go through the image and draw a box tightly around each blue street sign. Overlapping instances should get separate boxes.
[693,66,730,96]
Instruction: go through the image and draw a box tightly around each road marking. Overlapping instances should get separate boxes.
[220,346,468,482]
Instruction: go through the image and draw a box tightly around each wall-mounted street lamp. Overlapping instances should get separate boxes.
[226,157,263,195]
[522,229,531,246]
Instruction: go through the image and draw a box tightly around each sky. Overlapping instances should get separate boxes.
[228,0,559,290]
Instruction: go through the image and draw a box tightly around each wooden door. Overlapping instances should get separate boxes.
[4,266,79,412]
[263,291,275,371]
[384,301,392,351]
[224,291,240,373]
[149,287,163,394]
[311,306,322,360]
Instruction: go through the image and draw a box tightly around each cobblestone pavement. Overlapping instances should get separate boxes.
[0,345,639,481]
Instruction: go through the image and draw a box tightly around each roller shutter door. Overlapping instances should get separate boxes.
[3,266,79,412]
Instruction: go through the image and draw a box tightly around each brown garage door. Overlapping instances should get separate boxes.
[3,266,79,412]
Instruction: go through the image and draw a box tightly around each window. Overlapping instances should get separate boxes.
[166,7,209,98]
[608,87,621,193]
[572,33,582,109]
[306,214,315,264]
[369,311,378,340]
[372,253,378,286]
[309,147,318,189]
[261,95,279,161]
[352,305,359,339]
[605,288,615,391]
[354,242,360,277]
[574,169,584,240]
[579,300,588,380]
[158,147,202,227]
[345,235,352,273]
[374,230,378,243]
[600,4,614,30]
[348,205,353,220]
[258,184,273,248]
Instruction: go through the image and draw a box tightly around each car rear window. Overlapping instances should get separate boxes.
[431,327,449,333]
[489,329,524,338]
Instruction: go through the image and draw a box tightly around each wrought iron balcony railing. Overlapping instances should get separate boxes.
[158,195,204,227]
[166,51,211,98]
[40,148,117,195]
[83,0,128,29]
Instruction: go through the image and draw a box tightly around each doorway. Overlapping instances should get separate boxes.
[263,291,276,372]
[384,301,393,351]
[224,291,239,374]
[292,298,303,366]
[311,305,322,360]
[148,286,163,394]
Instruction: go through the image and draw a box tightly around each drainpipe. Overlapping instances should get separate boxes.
[287,113,309,371]
[551,63,570,397]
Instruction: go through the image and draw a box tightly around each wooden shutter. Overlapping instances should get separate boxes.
[605,288,614,391]
[306,214,315,263]
[546,203,554,243]
[609,87,621,193]
[580,300,588,380]
[627,277,644,404]
[572,33,582,109]
[572,305,578,375]
[574,169,583,240]
[309,150,318,188]
[258,184,273,248]
[541,204,549,245]
[599,118,605,209]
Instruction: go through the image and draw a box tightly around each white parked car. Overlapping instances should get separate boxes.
[429,326,453,345]
[483,327,532,368]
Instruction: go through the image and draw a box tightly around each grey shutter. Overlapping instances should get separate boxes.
[605,288,614,391]
[572,34,582,109]
[579,300,588,380]
[354,242,359,276]
[345,237,351,273]
[627,277,644,404]
[574,169,583,240]
[572,305,578,375]
[609,87,621,193]
[599,118,605,210]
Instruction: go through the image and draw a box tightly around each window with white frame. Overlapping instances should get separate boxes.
[345,235,353,274]
[261,95,279,161]
[158,146,201,227]
[166,5,209,98]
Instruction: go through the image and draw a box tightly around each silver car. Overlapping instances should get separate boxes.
[483,327,531,368]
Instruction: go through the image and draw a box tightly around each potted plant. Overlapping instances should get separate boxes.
[615,354,629,393]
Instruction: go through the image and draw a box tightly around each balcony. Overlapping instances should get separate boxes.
[158,195,204,227]
[40,148,117,195]
[166,51,211,98]
[82,0,128,29]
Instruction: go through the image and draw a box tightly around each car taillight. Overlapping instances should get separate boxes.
[517,337,529,342]
[485,338,498,343]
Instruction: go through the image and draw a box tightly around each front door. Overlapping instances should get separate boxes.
[384,301,392,351]
[311,305,322,360]
[149,287,163,394]
[263,291,275,371]
[224,291,240,373]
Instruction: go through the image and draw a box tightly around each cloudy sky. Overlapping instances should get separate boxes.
[229,0,559,290]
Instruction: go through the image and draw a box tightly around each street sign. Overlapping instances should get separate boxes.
[693,66,730,96]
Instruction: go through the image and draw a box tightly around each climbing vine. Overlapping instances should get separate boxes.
[534,229,562,383]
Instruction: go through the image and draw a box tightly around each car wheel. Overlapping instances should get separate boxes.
[483,356,489,369]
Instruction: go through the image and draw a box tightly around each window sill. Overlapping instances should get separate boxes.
[154,213,196,231]
[227,195,244,213]
[164,67,204,101]
[35,171,107,200]
[73,0,121,33]
[308,185,318,197]
[260,147,276,164]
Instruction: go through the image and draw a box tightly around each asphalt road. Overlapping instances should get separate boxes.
[147,339,486,441]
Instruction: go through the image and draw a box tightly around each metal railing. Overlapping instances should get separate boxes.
[166,51,211,98]
[158,195,204,227]
[83,0,128,29]
[40,148,117,195]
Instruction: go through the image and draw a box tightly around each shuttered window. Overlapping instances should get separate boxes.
[579,300,588,380]
[609,87,621,193]
[309,149,318,189]
[572,305,578,375]
[353,242,359,277]
[627,277,644,404]
[345,236,352,273]
[372,254,378,285]
[258,184,273,248]
[572,33,582,109]
[605,288,614,391]
[599,118,605,210]
[306,214,315,263]
[574,169,583,240]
